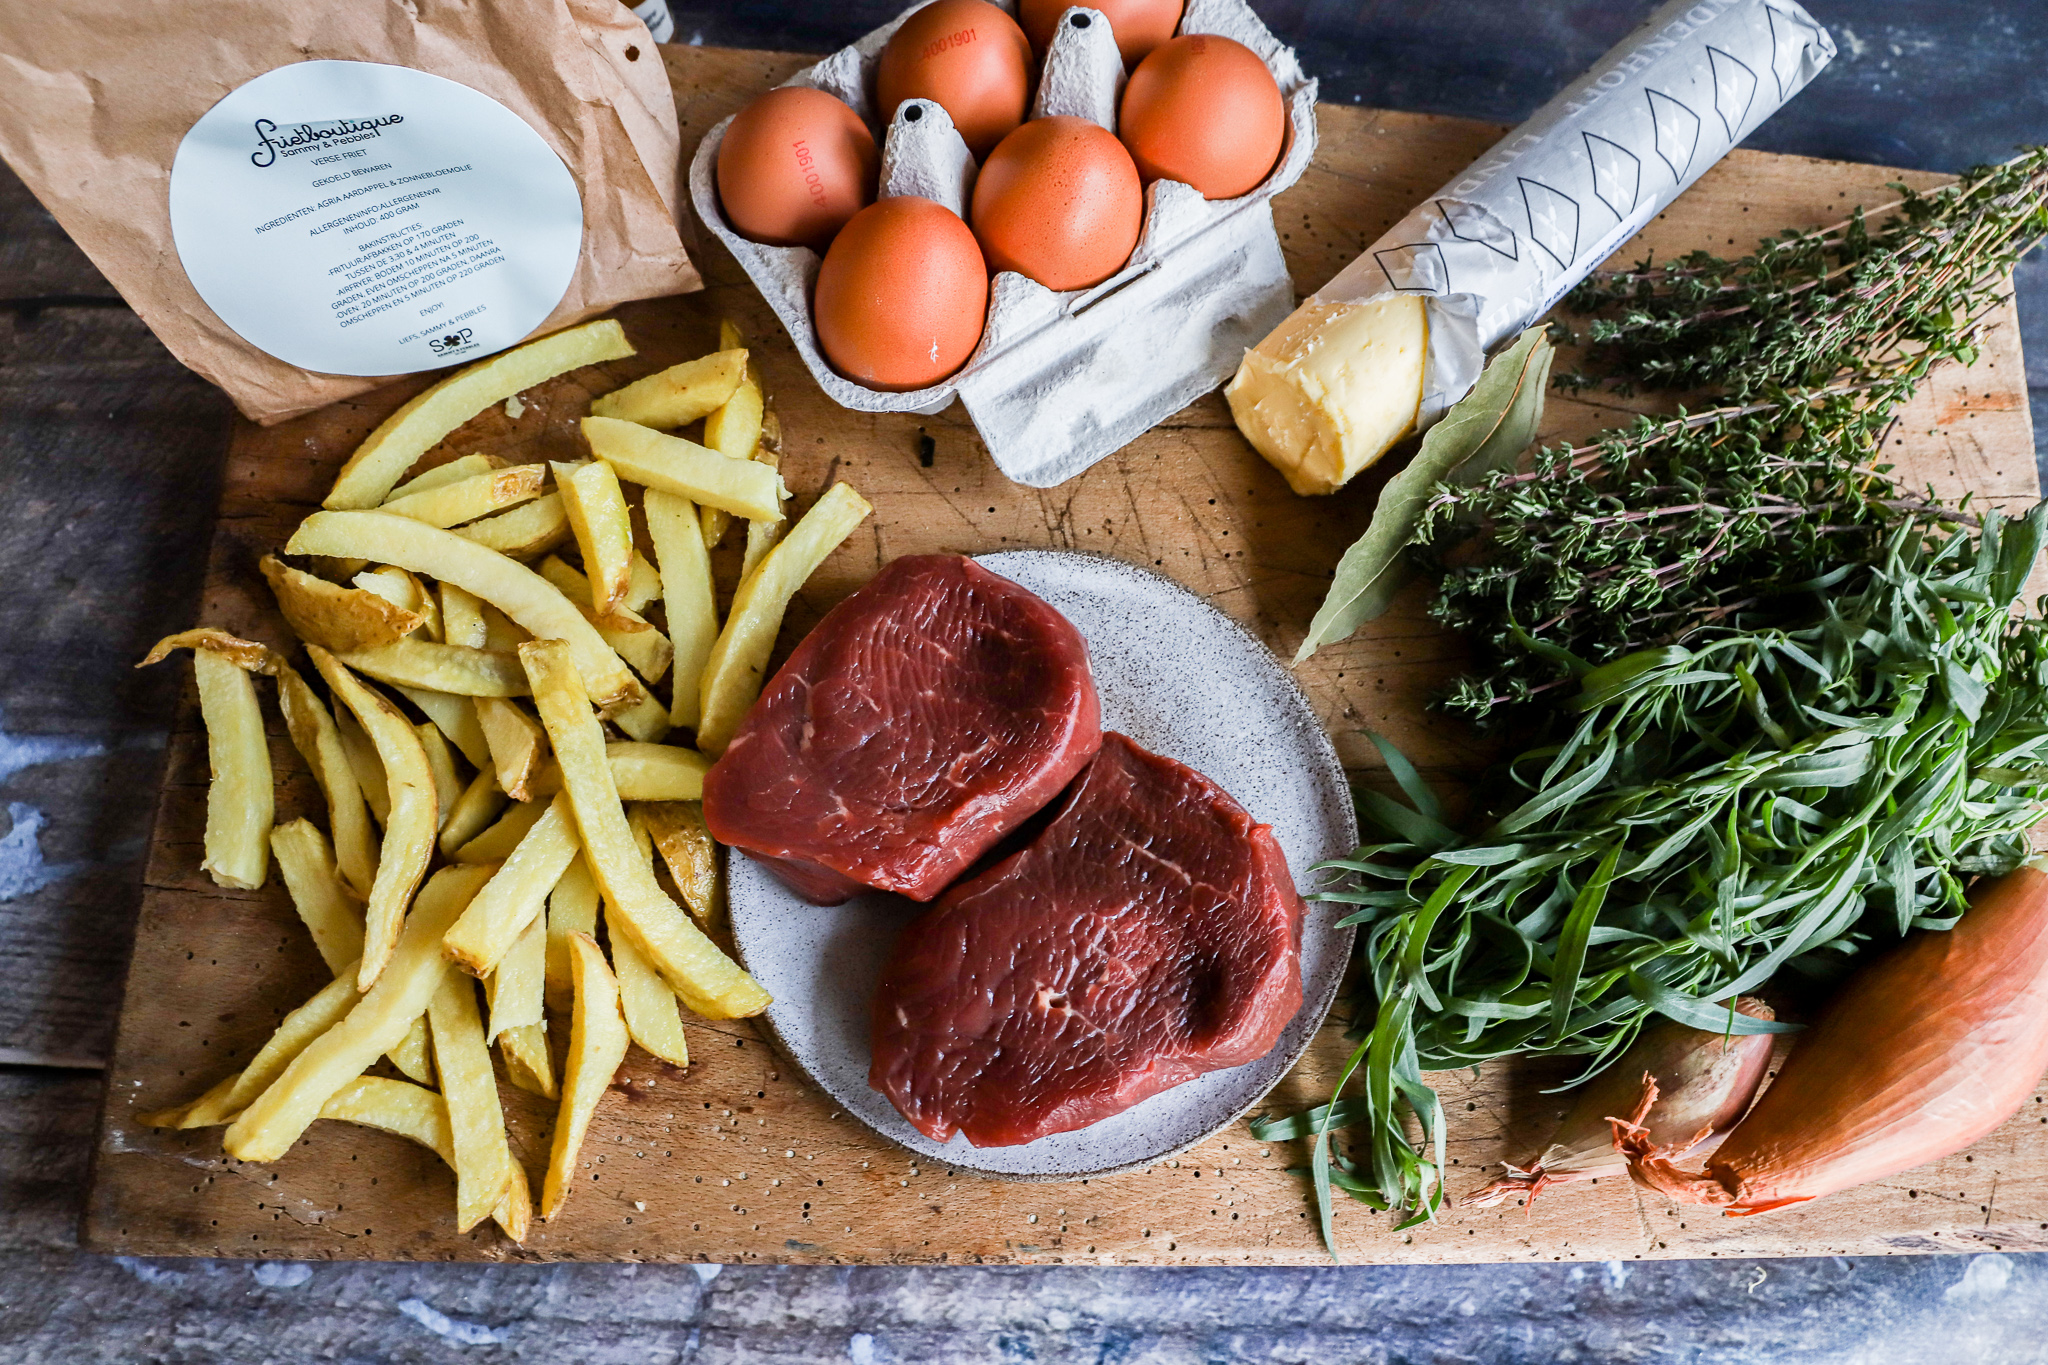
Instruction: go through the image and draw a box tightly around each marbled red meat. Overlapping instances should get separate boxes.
[870,732,1304,1147]
[702,554,1100,904]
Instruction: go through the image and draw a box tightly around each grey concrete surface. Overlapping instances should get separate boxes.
[2,2,2046,1360]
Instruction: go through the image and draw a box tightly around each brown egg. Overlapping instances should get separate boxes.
[875,0,1033,159]
[814,197,989,392]
[1018,0,1183,70]
[971,117,1141,291]
[717,86,879,250]
[1119,34,1285,200]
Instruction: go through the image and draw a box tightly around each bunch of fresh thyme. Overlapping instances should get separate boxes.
[1416,148,2048,721]
[1257,510,2048,1236]
[1565,146,2048,397]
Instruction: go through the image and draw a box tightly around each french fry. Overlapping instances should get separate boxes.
[140,1073,236,1131]
[477,696,549,800]
[610,691,674,745]
[381,463,546,529]
[545,853,598,1006]
[334,705,390,826]
[140,968,359,1129]
[388,1017,436,1088]
[582,416,787,522]
[270,820,363,971]
[534,553,650,635]
[499,1022,556,1100]
[319,1075,454,1164]
[740,411,787,582]
[354,565,434,617]
[338,638,529,697]
[140,632,277,890]
[713,319,752,401]
[441,582,488,649]
[453,796,548,864]
[697,482,873,755]
[441,761,509,857]
[287,511,650,720]
[307,646,440,989]
[394,685,489,768]
[326,319,634,509]
[607,743,710,801]
[481,602,528,652]
[525,741,708,804]
[610,916,691,1067]
[522,639,769,1018]
[384,453,503,503]
[224,863,493,1161]
[317,1077,526,1242]
[388,455,504,503]
[700,501,731,549]
[539,556,673,685]
[276,666,377,899]
[542,932,630,1220]
[486,914,547,1043]
[427,973,516,1232]
[493,1158,534,1243]
[553,458,635,622]
[442,790,581,978]
[261,555,422,652]
[590,348,746,430]
[416,722,463,831]
[138,628,285,675]
[644,489,718,731]
[356,566,443,641]
[699,324,766,549]
[262,820,434,1083]
[625,550,662,614]
[455,492,572,560]
[640,801,720,929]
[611,812,690,1066]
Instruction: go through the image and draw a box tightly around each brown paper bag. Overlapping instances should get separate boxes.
[0,0,700,425]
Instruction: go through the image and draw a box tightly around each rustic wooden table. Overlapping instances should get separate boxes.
[5,1,2048,1359]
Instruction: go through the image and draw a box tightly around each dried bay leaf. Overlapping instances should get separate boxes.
[1293,327,1554,665]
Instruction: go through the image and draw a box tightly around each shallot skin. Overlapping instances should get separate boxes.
[1623,861,2048,1216]
[1461,999,1774,1208]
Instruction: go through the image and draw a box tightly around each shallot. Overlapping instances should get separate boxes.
[1619,859,2048,1215]
[1461,999,1775,1208]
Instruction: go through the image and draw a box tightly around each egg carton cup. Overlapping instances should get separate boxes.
[688,0,1318,488]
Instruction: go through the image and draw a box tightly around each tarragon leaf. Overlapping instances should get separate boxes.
[1991,503,2048,609]
[1627,971,1802,1035]
[1292,326,1554,664]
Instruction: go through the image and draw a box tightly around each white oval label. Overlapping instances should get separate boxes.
[168,60,584,377]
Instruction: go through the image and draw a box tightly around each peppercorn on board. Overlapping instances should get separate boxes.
[84,42,2045,1265]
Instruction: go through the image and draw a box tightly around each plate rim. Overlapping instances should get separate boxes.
[728,548,1358,1181]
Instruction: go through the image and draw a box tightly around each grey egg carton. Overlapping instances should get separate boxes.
[687,0,1317,488]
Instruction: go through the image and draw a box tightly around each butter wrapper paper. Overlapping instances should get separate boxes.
[1319,0,1835,428]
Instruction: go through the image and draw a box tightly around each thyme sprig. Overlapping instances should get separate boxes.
[1560,148,2048,398]
[1420,150,2048,722]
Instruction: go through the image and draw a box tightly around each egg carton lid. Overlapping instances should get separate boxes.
[687,0,1317,488]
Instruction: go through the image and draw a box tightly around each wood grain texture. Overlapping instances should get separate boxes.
[0,295,233,1066]
[0,163,111,300]
[86,43,2040,1265]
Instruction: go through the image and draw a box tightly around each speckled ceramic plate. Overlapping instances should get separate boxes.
[727,550,1357,1180]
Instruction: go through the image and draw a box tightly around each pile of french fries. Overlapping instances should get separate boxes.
[139,317,872,1239]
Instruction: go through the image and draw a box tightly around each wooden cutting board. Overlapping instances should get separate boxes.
[84,42,2042,1266]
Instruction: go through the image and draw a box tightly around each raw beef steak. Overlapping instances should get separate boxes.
[703,554,1101,904]
[870,732,1305,1147]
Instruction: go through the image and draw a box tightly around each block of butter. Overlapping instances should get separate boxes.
[1224,296,1426,497]
[1229,0,1834,495]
